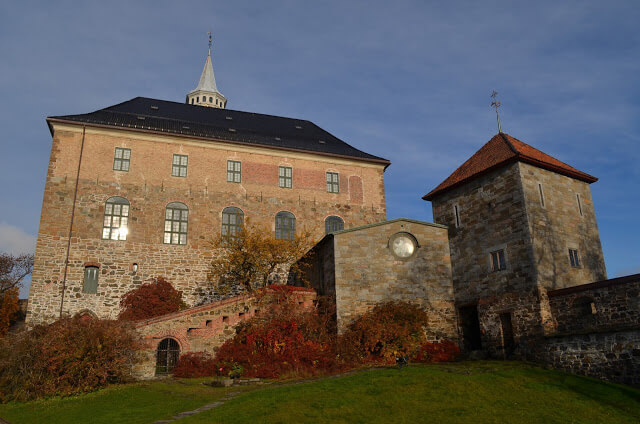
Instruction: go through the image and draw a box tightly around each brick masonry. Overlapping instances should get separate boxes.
[27,124,386,324]
[298,218,459,342]
[133,290,316,379]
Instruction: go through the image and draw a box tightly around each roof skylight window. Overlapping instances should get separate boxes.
[226,116,233,120]
[137,116,145,120]
[150,105,159,110]
[182,126,190,130]
[229,128,236,132]
[319,140,326,144]
[295,125,303,129]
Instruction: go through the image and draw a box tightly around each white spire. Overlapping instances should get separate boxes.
[186,32,227,108]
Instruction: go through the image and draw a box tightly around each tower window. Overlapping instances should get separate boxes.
[113,148,131,172]
[490,249,506,272]
[209,97,213,102]
[538,184,545,207]
[454,204,461,228]
[191,98,194,104]
[83,266,99,294]
[275,211,296,240]
[102,196,129,240]
[569,248,581,268]
[576,193,583,216]
[326,172,339,193]
[325,216,344,234]
[227,160,241,183]
[172,154,188,177]
[164,202,188,245]
[279,166,292,188]
[196,96,199,102]
[222,207,244,240]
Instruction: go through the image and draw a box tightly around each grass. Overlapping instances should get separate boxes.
[1,362,639,424]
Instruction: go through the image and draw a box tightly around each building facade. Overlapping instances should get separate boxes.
[27,50,389,325]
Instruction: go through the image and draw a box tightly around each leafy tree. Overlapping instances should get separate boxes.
[208,222,314,293]
[118,277,186,321]
[0,253,33,336]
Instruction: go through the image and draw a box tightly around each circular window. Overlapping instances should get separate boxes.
[389,232,418,259]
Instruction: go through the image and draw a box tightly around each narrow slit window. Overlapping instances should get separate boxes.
[576,193,583,216]
[454,204,460,228]
[279,166,292,188]
[227,160,241,183]
[538,184,545,207]
[569,248,581,268]
[490,249,506,272]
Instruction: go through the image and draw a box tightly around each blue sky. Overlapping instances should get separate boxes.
[1,1,638,297]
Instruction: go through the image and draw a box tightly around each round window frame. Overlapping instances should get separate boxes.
[388,232,419,260]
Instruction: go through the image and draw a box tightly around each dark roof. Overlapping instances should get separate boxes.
[423,132,597,200]
[47,97,390,166]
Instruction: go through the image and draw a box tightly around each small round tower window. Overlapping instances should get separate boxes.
[389,232,418,259]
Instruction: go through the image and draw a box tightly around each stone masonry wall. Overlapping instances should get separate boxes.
[537,274,640,387]
[330,219,458,342]
[431,163,543,353]
[134,290,316,379]
[28,124,386,324]
[519,162,606,290]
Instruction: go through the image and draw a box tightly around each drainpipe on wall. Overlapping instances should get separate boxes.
[59,125,86,319]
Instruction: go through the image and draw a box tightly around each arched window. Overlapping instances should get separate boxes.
[275,211,296,240]
[209,97,213,102]
[222,207,244,239]
[102,196,129,240]
[164,202,188,245]
[156,338,180,375]
[325,216,344,234]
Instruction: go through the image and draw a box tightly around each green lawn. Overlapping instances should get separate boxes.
[1,362,639,424]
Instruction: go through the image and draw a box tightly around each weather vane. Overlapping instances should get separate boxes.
[207,31,212,55]
[490,90,502,133]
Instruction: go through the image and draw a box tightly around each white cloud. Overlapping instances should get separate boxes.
[0,222,36,255]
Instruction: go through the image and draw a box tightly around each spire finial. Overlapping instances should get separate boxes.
[207,31,212,55]
[490,90,503,133]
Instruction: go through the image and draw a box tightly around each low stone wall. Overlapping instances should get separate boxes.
[133,289,316,379]
[540,330,640,387]
[539,274,640,387]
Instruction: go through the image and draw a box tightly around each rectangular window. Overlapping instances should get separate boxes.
[326,172,339,193]
[454,204,461,228]
[279,166,292,188]
[113,148,131,172]
[83,266,99,294]
[227,160,241,183]
[538,184,545,207]
[576,193,583,216]
[172,154,188,177]
[490,249,506,272]
[569,248,580,267]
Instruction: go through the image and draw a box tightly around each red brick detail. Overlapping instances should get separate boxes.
[83,262,100,268]
[349,176,363,204]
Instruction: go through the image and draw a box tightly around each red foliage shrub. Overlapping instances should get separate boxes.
[338,301,430,364]
[214,293,338,378]
[0,315,139,402]
[119,276,186,321]
[414,340,460,363]
[0,287,19,337]
[172,351,220,378]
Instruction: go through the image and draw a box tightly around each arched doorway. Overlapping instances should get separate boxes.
[156,338,180,375]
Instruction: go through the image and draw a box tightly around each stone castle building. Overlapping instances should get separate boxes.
[27,45,389,324]
[26,43,639,385]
